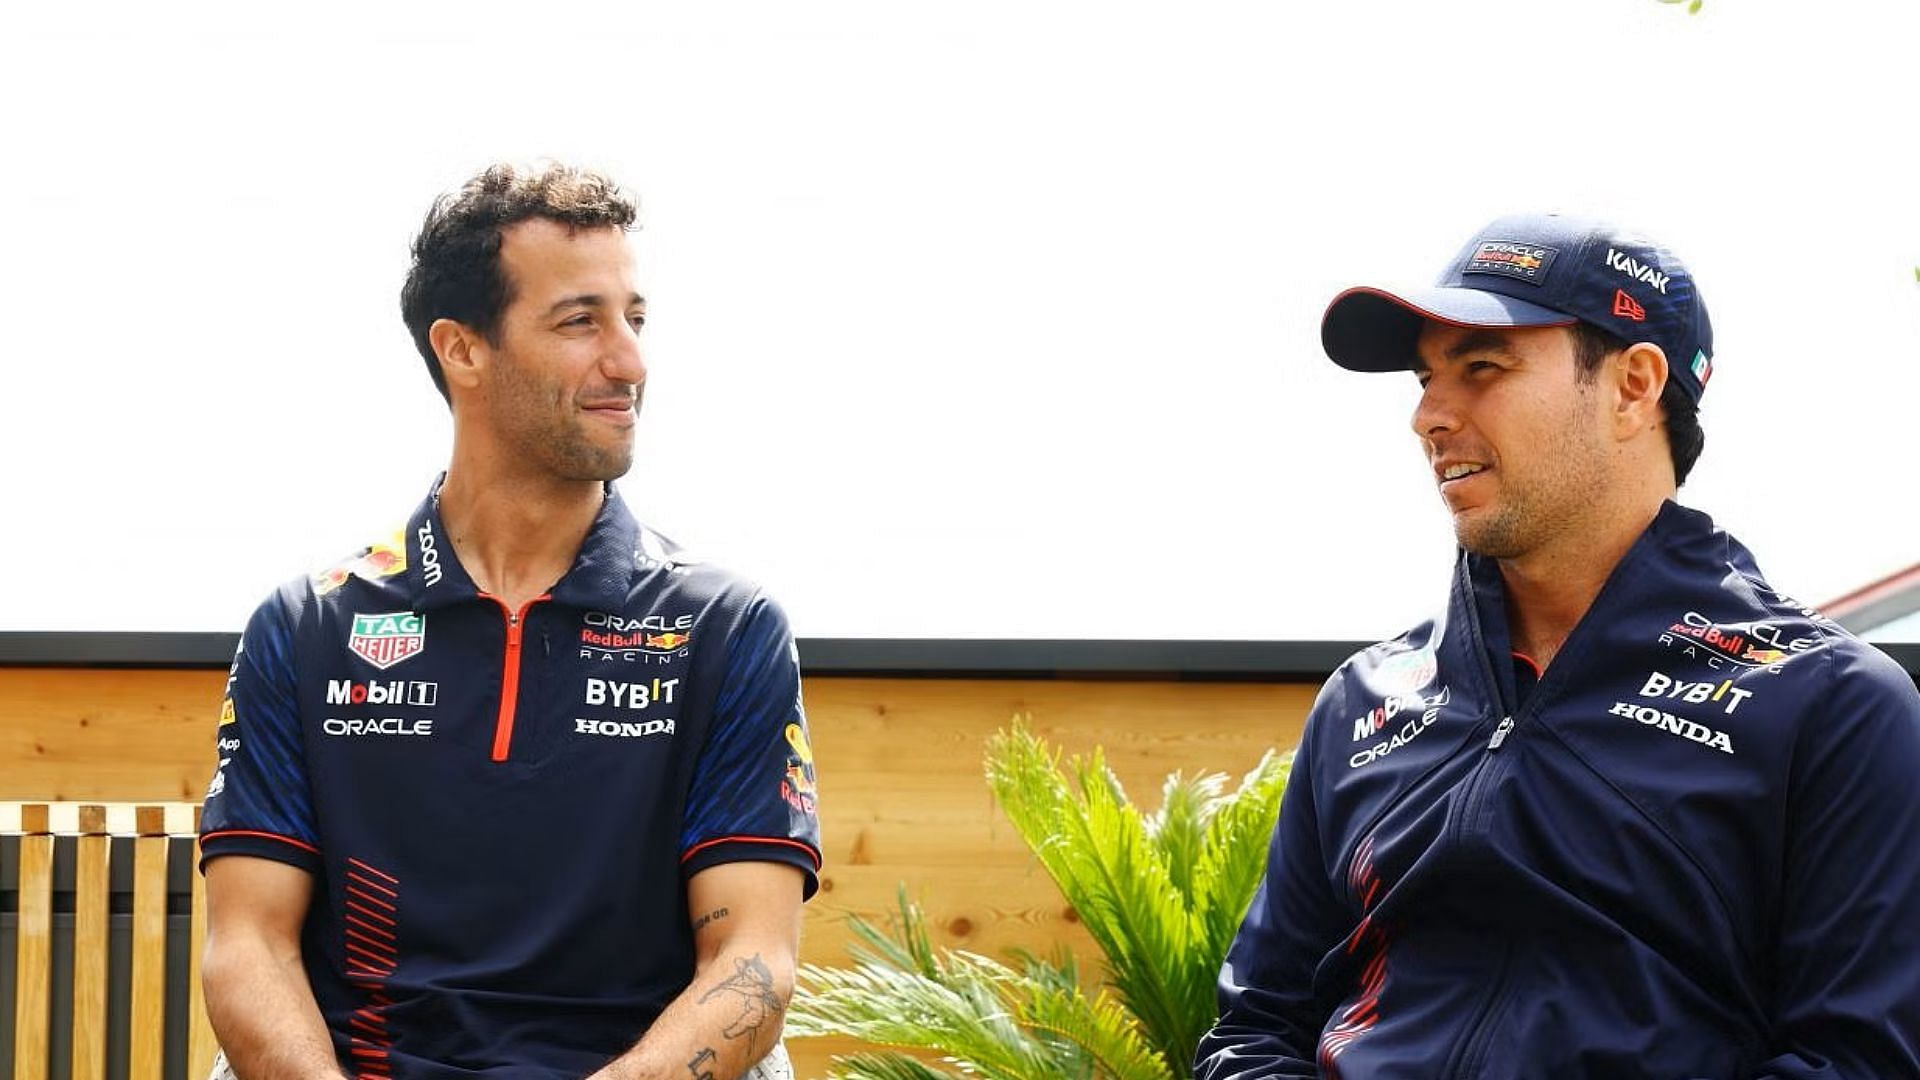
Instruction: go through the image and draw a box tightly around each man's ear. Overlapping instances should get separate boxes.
[429,318,486,393]
[1613,341,1669,438]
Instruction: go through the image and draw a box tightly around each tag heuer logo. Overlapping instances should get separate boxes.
[348,612,427,670]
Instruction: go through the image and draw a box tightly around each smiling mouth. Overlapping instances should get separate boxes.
[1438,462,1487,485]
[581,402,636,429]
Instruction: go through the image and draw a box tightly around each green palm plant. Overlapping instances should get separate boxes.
[787,718,1291,1079]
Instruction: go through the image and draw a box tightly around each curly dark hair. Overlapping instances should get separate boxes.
[400,162,639,400]
[1568,321,1704,486]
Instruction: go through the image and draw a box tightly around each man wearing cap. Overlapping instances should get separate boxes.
[1194,214,1920,1078]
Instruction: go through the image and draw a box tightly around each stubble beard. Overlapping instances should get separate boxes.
[1450,397,1610,561]
[492,360,638,483]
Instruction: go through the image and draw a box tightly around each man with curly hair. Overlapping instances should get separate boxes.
[199,162,819,1080]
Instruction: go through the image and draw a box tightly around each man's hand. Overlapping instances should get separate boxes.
[589,861,806,1080]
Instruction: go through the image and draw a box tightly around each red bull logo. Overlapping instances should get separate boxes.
[781,721,818,814]
[579,628,692,654]
[1658,611,1813,671]
[313,534,408,597]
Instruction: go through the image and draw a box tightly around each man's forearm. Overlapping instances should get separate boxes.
[592,945,795,1080]
[203,936,346,1080]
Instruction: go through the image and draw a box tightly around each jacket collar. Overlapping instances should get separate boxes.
[401,474,642,612]
[1447,499,1722,715]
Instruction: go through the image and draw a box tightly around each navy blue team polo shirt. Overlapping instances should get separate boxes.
[200,478,822,1079]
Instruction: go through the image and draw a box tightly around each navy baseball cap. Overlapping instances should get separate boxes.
[1321,213,1716,403]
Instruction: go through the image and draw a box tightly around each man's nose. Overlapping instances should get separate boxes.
[1410,378,1459,440]
[604,321,647,386]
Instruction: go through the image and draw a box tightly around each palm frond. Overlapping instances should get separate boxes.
[985,722,1198,1068]
[1145,769,1223,900]
[839,884,944,980]
[1191,751,1292,961]
[793,891,1095,1080]
[823,1053,966,1080]
[1015,980,1178,1080]
[984,719,1294,1073]
[793,957,1076,1080]
[794,723,1291,1080]
[1004,944,1080,998]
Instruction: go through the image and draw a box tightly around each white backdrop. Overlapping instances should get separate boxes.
[2,0,1915,640]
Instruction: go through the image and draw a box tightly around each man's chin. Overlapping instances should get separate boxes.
[1450,506,1518,559]
[586,451,634,482]
[553,442,634,484]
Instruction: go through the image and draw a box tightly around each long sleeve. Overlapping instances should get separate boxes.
[1195,706,1349,1079]
[1743,647,1920,1079]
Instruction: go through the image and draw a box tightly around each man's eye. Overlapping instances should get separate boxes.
[1468,360,1498,374]
[628,314,647,330]
[563,314,592,328]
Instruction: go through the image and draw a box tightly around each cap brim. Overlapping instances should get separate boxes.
[1321,286,1577,372]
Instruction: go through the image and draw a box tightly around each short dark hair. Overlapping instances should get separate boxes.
[1569,321,1704,486]
[400,162,638,401]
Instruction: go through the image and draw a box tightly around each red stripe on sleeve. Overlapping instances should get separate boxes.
[680,835,821,870]
[200,829,321,856]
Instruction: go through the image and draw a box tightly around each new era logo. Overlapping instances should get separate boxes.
[1612,289,1647,322]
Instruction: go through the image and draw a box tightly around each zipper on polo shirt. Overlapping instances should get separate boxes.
[480,594,550,762]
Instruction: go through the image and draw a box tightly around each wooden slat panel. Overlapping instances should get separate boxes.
[0,669,223,801]
[128,805,169,1080]
[796,678,1310,961]
[785,679,1311,1078]
[187,804,220,1080]
[11,803,53,1080]
[0,670,1317,1080]
[70,805,111,1080]
[0,671,1312,804]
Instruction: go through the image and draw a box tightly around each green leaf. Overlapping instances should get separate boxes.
[826,1053,966,1080]
[1017,980,1176,1080]
[793,719,1290,1080]
[981,719,1292,1072]
[1146,769,1219,900]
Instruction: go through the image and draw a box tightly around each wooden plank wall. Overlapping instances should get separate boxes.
[0,667,1314,1078]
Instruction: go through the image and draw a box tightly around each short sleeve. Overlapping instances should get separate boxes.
[198,584,323,874]
[679,592,822,897]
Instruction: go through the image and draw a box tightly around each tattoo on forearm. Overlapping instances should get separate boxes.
[691,906,730,934]
[687,1046,716,1080]
[697,953,784,1048]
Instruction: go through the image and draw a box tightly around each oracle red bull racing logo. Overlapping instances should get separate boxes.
[347,612,427,671]
[579,611,695,662]
[1658,611,1814,671]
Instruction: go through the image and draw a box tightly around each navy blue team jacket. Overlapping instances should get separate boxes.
[200,480,822,1079]
[1195,502,1920,1079]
